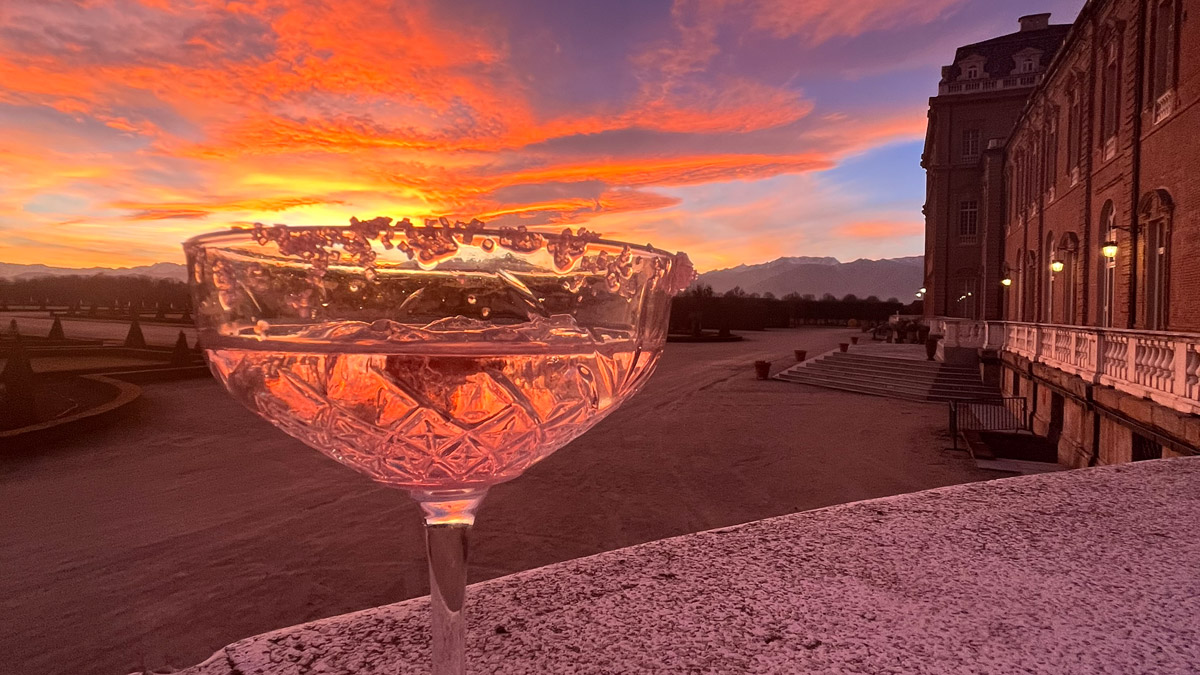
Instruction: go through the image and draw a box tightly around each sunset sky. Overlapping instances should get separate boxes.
[0,0,1082,271]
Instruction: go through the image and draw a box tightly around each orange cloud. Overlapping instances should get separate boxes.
[112,197,346,220]
[836,221,925,239]
[0,0,950,269]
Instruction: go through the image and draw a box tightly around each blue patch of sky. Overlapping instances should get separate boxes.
[801,67,937,113]
[23,193,91,215]
[815,139,925,210]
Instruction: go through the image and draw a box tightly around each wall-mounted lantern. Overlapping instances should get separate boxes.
[1102,240,1119,258]
[1050,259,1065,273]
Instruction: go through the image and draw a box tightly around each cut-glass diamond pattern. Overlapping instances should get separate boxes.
[208,346,655,488]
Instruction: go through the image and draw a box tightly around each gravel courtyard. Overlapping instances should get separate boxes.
[0,327,998,674]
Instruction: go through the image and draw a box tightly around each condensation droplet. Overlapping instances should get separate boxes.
[254,320,270,339]
[348,281,363,292]
[466,294,477,305]
[480,307,491,318]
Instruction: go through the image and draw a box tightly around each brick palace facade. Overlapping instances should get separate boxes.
[923,2,1200,465]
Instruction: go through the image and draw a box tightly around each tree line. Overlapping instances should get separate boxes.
[0,275,190,312]
[0,275,921,331]
[670,284,921,332]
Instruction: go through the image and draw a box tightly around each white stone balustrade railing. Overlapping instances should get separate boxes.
[924,317,987,349]
[986,321,1200,416]
[938,73,1043,96]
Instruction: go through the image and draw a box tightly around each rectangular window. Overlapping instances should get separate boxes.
[1011,156,1020,218]
[1067,90,1081,170]
[1029,140,1039,207]
[958,200,979,243]
[1102,47,1120,143]
[1048,119,1058,182]
[961,129,980,160]
[1152,0,1176,99]
[1017,154,1026,212]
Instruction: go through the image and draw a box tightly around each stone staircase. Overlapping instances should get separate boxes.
[775,349,999,402]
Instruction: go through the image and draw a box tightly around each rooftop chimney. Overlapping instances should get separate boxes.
[1019,13,1051,32]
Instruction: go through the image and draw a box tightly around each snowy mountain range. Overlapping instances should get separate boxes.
[694,256,924,301]
[0,261,187,281]
[0,255,926,302]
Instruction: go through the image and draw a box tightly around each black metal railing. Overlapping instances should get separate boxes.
[949,397,1028,451]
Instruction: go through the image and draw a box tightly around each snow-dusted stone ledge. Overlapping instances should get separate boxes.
[177,458,1200,674]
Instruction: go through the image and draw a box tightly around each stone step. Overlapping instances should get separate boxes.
[776,370,932,402]
[776,368,1000,402]
[777,373,996,403]
[823,352,979,375]
[800,358,985,384]
[799,360,989,385]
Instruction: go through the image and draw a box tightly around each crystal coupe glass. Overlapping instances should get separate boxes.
[185,217,692,674]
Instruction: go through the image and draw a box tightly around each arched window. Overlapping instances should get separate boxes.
[1013,249,1024,321]
[1044,232,1056,322]
[1139,190,1173,329]
[1025,251,1038,322]
[1059,233,1080,324]
[1099,201,1117,327]
[953,269,979,319]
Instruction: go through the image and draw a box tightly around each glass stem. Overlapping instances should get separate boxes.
[417,490,485,675]
[426,523,469,675]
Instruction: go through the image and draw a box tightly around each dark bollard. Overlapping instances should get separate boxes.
[754,360,771,380]
[7,318,18,337]
[124,318,147,349]
[794,349,807,362]
[1,338,38,426]
[839,343,849,353]
[170,331,192,366]
[925,334,942,361]
[850,336,859,345]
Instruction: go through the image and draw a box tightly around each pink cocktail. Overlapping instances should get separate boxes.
[186,218,690,673]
